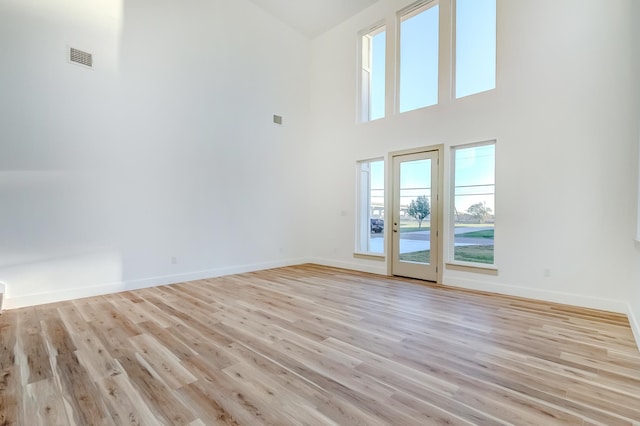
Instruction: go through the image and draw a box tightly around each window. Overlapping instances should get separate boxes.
[451,142,495,265]
[357,159,385,254]
[360,25,386,122]
[455,0,496,98]
[399,1,439,113]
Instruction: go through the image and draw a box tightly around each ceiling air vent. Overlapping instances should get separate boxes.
[68,47,93,68]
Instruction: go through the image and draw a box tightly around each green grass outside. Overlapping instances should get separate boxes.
[399,250,431,263]
[455,229,494,239]
[399,245,494,265]
[454,245,494,264]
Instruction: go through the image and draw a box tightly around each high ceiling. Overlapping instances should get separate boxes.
[247,0,379,38]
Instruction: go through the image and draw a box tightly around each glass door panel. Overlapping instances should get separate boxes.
[392,151,439,281]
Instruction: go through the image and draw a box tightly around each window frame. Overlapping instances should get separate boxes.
[355,158,386,257]
[358,23,386,123]
[447,140,497,272]
[397,0,440,114]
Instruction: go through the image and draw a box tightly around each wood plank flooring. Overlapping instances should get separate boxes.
[1,264,639,425]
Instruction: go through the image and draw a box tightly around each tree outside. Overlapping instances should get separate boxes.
[407,195,430,228]
[467,201,492,224]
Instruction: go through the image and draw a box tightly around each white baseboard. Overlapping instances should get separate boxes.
[4,258,308,310]
[628,304,640,353]
[444,276,628,314]
[308,261,629,315]
[5,281,128,310]
[121,258,309,293]
[307,257,387,275]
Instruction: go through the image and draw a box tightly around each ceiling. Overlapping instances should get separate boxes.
[247,0,379,38]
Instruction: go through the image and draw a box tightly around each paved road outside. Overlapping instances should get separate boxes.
[369,226,493,254]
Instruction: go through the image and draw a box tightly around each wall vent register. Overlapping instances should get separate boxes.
[68,47,93,68]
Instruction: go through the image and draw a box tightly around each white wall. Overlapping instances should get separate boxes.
[629,0,640,346]
[308,0,640,314]
[0,0,311,308]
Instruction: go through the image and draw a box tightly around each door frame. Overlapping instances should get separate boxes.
[386,144,444,284]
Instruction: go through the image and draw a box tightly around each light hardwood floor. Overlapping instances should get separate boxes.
[1,264,639,425]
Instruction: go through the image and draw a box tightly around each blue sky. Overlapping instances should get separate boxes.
[454,144,495,213]
[400,5,439,112]
[370,31,386,120]
[456,0,497,98]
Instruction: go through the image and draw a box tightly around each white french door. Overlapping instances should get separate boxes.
[391,150,440,281]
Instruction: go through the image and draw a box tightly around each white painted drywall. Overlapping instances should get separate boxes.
[0,0,311,308]
[308,0,639,314]
[629,0,640,349]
